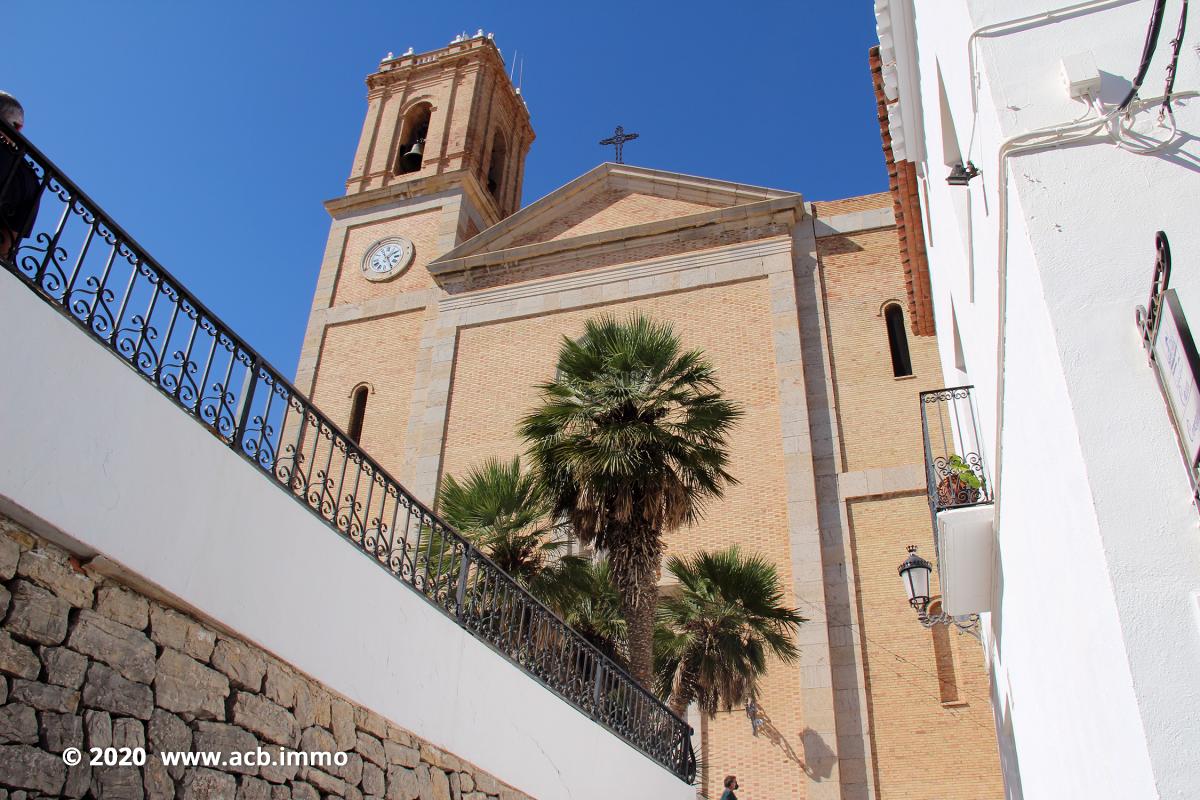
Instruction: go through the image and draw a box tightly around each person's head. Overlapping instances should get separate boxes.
[724,775,739,790]
[0,92,24,132]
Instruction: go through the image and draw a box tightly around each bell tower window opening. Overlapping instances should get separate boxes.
[397,103,431,175]
[885,303,913,377]
[347,385,369,444]
[487,130,508,201]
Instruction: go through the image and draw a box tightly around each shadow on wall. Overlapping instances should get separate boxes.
[746,701,805,769]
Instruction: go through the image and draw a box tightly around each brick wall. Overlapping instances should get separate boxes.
[818,226,945,472]
[309,309,425,480]
[845,496,1003,799]
[0,514,533,800]
[442,277,807,800]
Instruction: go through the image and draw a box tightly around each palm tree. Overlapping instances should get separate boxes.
[438,455,578,600]
[438,456,627,665]
[520,314,742,685]
[653,547,805,717]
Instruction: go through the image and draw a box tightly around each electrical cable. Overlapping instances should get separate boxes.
[1117,0,1168,111]
[1161,0,1189,119]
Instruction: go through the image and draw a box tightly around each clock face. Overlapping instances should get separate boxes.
[362,237,414,281]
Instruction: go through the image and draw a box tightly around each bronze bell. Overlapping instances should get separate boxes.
[401,139,424,171]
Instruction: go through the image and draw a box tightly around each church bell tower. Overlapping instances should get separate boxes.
[294,33,534,489]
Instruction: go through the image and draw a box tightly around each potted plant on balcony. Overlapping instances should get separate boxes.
[936,454,984,507]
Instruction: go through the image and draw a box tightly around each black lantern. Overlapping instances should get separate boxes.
[946,161,980,186]
[898,545,933,610]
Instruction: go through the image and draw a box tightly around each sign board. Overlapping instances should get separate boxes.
[1152,289,1200,468]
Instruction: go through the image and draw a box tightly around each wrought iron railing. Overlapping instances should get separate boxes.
[0,121,696,782]
[920,386,993,521]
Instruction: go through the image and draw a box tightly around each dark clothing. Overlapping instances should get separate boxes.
[720,791,737,800]
[0,138,41,242]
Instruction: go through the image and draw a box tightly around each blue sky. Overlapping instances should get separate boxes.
[5,1,885,373]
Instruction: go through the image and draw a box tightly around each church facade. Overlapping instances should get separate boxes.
[296,35,1002,799]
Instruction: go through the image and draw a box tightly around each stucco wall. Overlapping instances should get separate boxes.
[891,0,1200,796]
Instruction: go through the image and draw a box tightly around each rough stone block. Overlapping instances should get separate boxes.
[270,784,292,800]
[300,765,345,796]
[11,678,79,713]
[85,709,113,749]
[421,744,462,773]
[82,662,154,720]
[64,760,92,798]
[69,610,156,684]
[212,638,267,692]
[113,716,146,750]
[385,740,420,768]
[239,775,272,800]
[386,765,420,800]
[92,763,147,799]
[192,721,260,776]
[0,534,20,580]
[264,662,298,708]
[143,757,173,799]
[0,631,40,679]
[0,704,37,744]
[331,697,355,751]
[299,724,336,758]
[459,773,474,793]
[16,548,94,608]
[289,780,320,800]
[149,706,191,750]
[5,580,70,645]
[42,645,88,688]
[232,691,299,747]
[354,706,388,739]
[362,762,385,796]
[149,605,216,662]
[0,744,67,794]
[430,767,451,800]
[357,731,385,768]
[40,710,83,752]
[0,584,9,620]
[181,767,238,799]
[259,755,301,784]
[293,682,331,728]
[96,585,150,630]
[338,752,364,786]
[155,648,228,720]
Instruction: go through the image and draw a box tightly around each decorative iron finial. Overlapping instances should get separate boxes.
[599,125,640,164]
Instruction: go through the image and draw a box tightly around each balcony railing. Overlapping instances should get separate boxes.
[920,386,993,521]
[0,121,696,783]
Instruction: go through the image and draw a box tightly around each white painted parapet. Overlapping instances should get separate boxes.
[0,266,694,800]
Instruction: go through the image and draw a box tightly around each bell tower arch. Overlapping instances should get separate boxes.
[294,33,534,487]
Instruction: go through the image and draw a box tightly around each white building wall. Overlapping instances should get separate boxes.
[881,1,1200,797]
[0,267,694,800]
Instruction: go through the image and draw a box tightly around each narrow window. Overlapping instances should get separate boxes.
[487,130,507,200]
[885,303,913,377]
[348,385,368,443]
[397,104,431,175]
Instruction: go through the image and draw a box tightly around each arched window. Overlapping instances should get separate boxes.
[347,385,368,444]
[885,303,913,377]
[486,130,507,200]
[396,103,431,175]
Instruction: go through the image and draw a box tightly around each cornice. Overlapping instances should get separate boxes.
[430,194,804,277]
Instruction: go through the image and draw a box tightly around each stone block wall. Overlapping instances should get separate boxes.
[0,513,534,800]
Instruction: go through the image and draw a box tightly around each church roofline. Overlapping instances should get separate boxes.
[428,162,802,275]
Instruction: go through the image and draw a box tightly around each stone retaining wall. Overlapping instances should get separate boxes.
[0,513,535,800]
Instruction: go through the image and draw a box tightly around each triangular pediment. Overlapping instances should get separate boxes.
[430,164,802,275]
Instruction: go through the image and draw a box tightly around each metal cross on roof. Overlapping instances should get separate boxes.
[599,125,639,164]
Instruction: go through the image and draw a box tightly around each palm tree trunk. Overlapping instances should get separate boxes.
[609,528,662,686]
[668,660,698,718]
